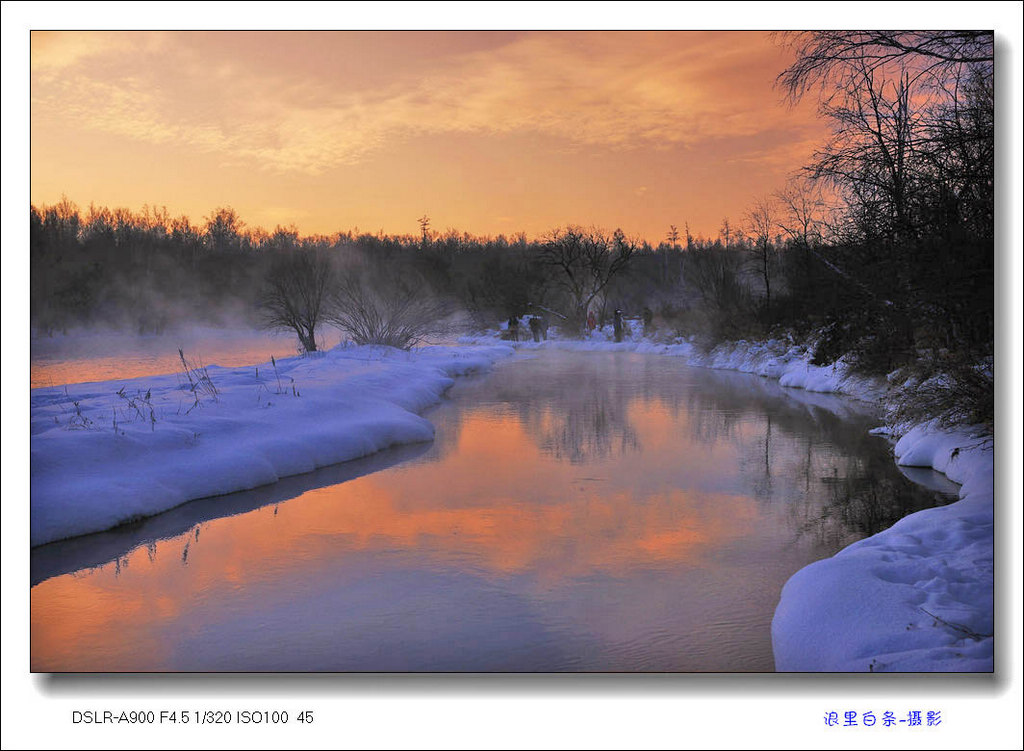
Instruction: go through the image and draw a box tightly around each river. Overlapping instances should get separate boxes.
[29,348,958,671]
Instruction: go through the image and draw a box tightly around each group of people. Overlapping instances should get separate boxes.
[508,305,655,344]
[506,312,549,343]
[586,306,655,342]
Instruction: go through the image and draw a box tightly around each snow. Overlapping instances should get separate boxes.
[772,425,993,671]
[30,343,513,546]
[461,328,995,672]
[463,330,888,401]
[31,326,994,672]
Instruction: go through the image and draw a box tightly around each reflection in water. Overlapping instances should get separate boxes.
[31,351,951,672]
[30,328,333,388]
[31,442,431,586]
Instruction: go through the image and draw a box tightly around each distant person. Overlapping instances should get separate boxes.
[643,306,654,336]
[528,315,542,342]
[539,314,549,341]
[587,310,597,335]
[508,315,520,342]
[613,309,623,343]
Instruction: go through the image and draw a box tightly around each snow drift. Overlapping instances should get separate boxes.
[771,425,993,671]
[31,343,512,546]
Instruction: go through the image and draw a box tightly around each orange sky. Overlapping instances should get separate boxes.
[30,31,831,243]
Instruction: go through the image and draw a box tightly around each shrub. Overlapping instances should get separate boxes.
[888,358,993,430]
[327,263,451,349]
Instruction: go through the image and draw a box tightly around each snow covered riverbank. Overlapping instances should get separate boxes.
[461,329,886,401]
[462,329,995,672]
[31,330,993,671]
[772,424,993,671]
[30,343,513,546]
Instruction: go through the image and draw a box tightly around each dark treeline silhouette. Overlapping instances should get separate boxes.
[31,32,992,425]
[772,31,994,427]
[29,201,652,342]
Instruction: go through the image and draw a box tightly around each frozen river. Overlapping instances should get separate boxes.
[30,349,957,671]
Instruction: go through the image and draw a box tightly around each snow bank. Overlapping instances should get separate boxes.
[686,341,887,401]
[772,426,993,671]
[31,343,513,546]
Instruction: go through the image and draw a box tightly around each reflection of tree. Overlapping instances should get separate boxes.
[528,394,639,464]
[681,368,864,506]
[441,352,643,464]
[789,449,956,549]
[750,414,773,501]
[514,360,640,464]
[424,353,952,548]
[682,367,861,447]
[673,365,952,545]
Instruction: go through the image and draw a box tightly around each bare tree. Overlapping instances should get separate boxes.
[774,30,993,246]
[204,206,245,254]
[772,29,993,377]
[260,249,334,353]
[818,63,921,244]
[666,225,680,249]
[719,217,733,249]
[744,198,779,311]
[684,245,748,315]
[775,177,827,250]
[664,225,680,282]
[417,214,431,249]
[539,226,637,331]
[774,31,993,105]
[772,176,890,305]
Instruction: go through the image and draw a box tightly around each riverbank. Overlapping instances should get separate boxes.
[30,343,513,546]
[461,329,995,672]
[30,332,994,671]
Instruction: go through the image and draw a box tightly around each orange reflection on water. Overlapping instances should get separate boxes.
[32,403,757,670]
[29,330,311,388]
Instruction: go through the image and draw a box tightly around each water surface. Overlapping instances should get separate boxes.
[30,327,336,388]
[30,351,956,671]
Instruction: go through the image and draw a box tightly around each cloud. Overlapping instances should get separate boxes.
[31,31,141,72]
[32,32,819,175]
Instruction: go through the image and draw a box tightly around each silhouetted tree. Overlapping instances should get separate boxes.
[773,28,993,411]
[744,198,778,312]
[259,250,334,353]
[540,226,637,332]
[720,217,736,250]
[205,207,245,254]
[418,214,431,249]
[775,31,993,104]
[775,177,827,251]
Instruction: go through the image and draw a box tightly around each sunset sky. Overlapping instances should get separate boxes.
[30,30,832,243]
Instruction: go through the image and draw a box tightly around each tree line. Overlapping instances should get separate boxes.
[31,31,992,425]
[28,195,843,342]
